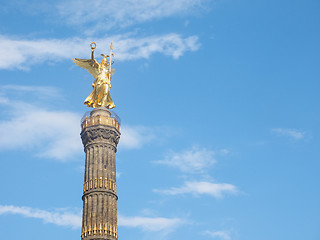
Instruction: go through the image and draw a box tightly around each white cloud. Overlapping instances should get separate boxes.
[271,128,306,140]
[119,125,177,149]
[119,125,156,149]
[0,34,200,70]
[118,215,185,232]
[118,125,174,149]
[0,85,168,159]
[0,204,81,229]
[0,96,9,104]
[4,0,209,33]
[57,0,208,31]
[0,204,184,233]
[0,85,82,160]
[0,107,82,160]
[1,85,61,98]
[219,149,230,155]
[203,230,231,240]
[154,181,237,198]
[155,146,216,174]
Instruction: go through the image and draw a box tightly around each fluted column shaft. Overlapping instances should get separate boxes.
[81,108,120,240]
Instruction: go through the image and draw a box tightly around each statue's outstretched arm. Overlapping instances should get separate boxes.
[91,49,95,60]
[91,42,96,61]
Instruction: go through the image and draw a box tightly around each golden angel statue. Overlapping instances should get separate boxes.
[73,42,116,109]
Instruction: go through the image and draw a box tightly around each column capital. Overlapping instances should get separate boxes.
[81,125,120,147]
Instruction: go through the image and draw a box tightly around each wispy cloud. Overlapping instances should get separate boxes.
[154,146,216,174]
[3,0,209,34]
[57,0,208,32]
[119,125,175,149]
[0,107,165,158]
[0,106,82,160]
[118,215,185,232]
[154,146,238,198]
[0,85,169,159]
[1,85,61,98]
[0,85,82,161]
[203,230,231,240]
[0,204,81,229]
[120,125,156,149]
[0,204,185,233]
[271,128,306,140]
[0,34,199,70]
[154,181,237,198]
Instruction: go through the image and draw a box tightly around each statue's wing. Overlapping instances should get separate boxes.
[110,68,116,75]
[73,58,99,78]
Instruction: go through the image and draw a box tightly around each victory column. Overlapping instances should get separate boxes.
[74,42,121,240]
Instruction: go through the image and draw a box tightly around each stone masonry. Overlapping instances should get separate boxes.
[80,108,121,240]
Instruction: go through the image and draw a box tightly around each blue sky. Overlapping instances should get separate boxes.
[0,0,319,240]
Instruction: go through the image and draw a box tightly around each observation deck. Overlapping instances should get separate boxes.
[81,108,121,132]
